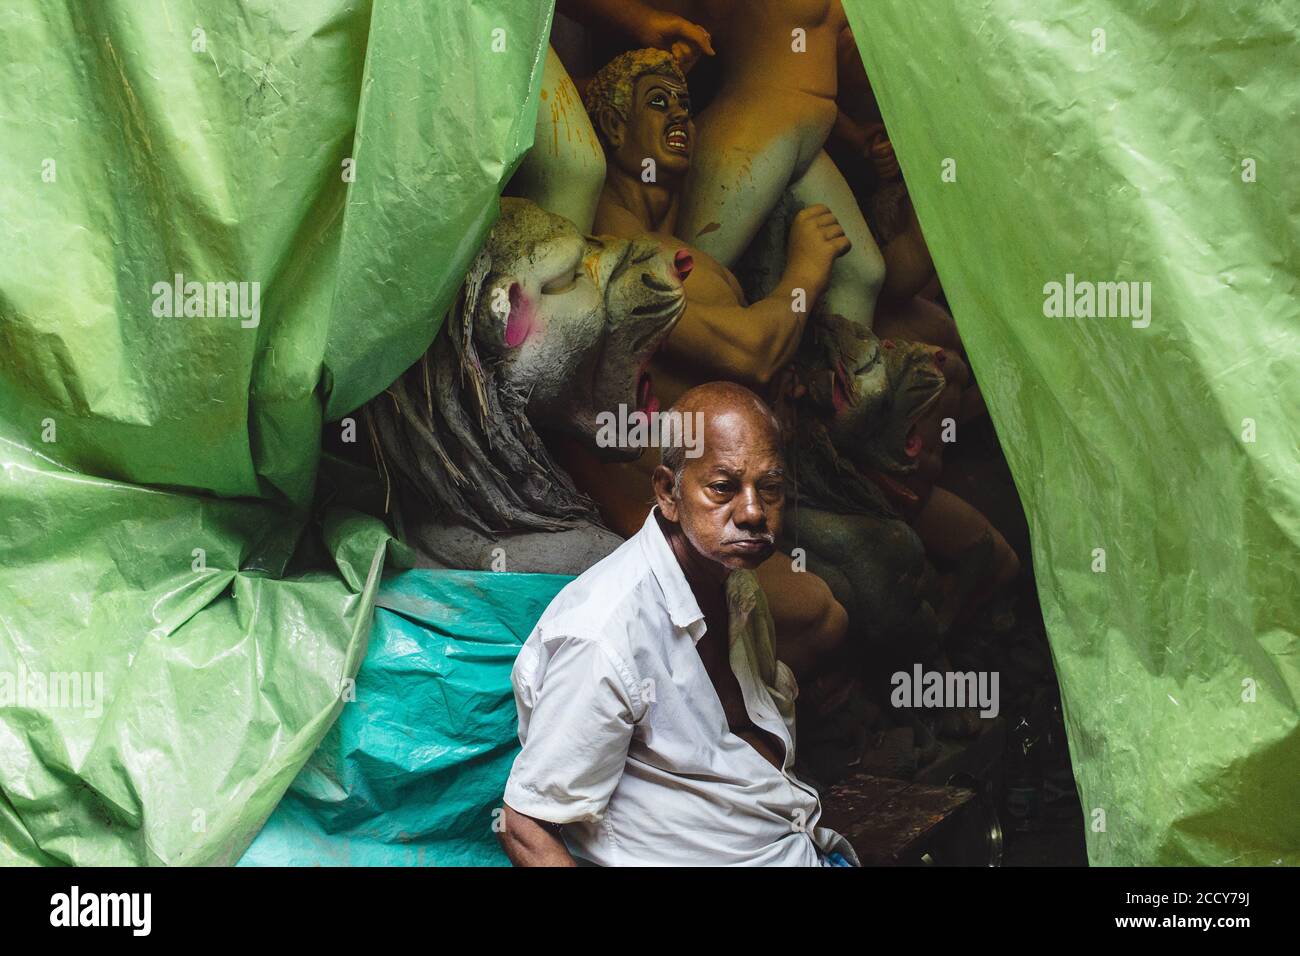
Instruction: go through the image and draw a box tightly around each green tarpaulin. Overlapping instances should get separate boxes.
[844,0,1298,864]
[0,0,551,865]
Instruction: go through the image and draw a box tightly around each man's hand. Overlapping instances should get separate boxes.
[635,9,716,72]
[784,204,852,304]
[498,804,579,867]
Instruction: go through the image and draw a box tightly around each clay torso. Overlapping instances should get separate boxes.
[683,0,845,101]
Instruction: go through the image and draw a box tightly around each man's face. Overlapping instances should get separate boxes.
[613,73,694,180]
[664,410,785,572]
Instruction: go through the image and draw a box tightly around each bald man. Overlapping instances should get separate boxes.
[499,382,857,866]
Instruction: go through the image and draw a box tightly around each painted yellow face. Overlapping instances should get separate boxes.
[613,74,695,181]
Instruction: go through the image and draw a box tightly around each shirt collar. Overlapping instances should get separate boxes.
[639,505,708,643]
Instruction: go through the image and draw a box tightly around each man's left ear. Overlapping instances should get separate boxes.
[652,464,679,521]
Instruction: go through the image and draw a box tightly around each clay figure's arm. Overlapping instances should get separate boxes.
[832,108,870,156]
[666,204,851,388]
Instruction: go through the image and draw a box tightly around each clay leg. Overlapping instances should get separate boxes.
[510,47,606,233]
[789,150,887,330]
[755,550,848,685]
[875,295,962,351]
[911,486,1020,628]
[878,199,936,303]
[676,108,802,266]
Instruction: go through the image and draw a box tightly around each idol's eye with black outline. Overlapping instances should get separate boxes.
[648,90,668,110]
[541,239,588,295]
[541,262,583,295]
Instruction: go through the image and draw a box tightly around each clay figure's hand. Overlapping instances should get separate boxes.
[863,123,901,181]
[785,204,852,302]
[636,10,716,72]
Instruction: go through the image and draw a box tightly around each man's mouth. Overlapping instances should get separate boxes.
[726,537,773,554]
[665,125,689,153]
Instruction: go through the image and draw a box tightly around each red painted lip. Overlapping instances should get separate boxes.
[674,249,694,281]
[637,370,656,414]
[831,360,851,413]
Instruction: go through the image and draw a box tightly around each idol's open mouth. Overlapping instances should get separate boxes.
[665,124,689,153]
[636,369,658,415]
[905,426,923,458]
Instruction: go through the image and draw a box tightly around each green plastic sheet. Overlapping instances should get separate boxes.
[239,570,570,867]
[845,0,1298,864]
[0,0,552,865]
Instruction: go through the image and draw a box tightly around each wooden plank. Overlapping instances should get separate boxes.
[820,774,978,865]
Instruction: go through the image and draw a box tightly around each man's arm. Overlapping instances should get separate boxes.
[498,805,578,867]
[501,636,639,866]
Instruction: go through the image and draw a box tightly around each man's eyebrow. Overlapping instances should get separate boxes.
[703,464,786,479]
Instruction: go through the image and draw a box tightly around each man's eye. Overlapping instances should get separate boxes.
[709,482,733,494]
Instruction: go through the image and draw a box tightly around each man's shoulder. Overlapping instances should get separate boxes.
[530,530,668,649]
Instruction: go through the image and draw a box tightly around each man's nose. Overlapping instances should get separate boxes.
[733,487,767,527]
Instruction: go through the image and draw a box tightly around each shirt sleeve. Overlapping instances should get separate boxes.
[504,635,640,825]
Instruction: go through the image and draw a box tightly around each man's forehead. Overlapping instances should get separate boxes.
[692,412,784,472]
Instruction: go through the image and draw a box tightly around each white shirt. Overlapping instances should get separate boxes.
[503,507,858,866]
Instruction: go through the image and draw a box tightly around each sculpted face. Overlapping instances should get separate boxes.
[611,74,695,180]
[810,316,946,474]
[475,199,691,457]
[665,407,786,572]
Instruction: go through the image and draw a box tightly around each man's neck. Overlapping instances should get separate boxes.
[603,163,681,235]
[655,510,729,611]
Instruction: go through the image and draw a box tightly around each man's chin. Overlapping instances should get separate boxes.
[719,545,774,570]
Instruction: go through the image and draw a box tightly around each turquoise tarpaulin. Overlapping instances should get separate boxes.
[239,570,570,867]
